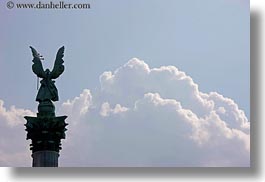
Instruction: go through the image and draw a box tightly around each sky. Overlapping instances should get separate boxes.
[0,0,249,166]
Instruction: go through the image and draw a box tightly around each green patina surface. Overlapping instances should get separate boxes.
[24,47,68,153]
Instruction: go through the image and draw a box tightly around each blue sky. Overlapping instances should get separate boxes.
[0,0,249,117]
[0,0,250,167]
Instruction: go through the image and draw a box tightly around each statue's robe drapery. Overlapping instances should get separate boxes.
[36,75,58,102]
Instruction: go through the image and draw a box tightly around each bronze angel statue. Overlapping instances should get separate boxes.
[30,46,65,103]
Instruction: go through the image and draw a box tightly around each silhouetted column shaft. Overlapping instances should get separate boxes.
[32,151,59,167]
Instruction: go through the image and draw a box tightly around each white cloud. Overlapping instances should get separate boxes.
[61,58,249,167]
[0,100,33,166]
[99,58,214,117]
[0,100,34,126]
[100,102,129,117]
[0,58,250,167]
[60,89,92,124]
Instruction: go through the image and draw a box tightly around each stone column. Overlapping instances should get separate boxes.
[32,151,59,167]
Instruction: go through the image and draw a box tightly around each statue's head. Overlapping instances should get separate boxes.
[45,69,50,74]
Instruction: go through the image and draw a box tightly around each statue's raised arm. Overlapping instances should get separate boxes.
[30,46,46,78]
[50,46,65,79]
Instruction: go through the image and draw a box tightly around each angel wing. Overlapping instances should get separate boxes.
[30,46,46,78]
[50,46,65,79]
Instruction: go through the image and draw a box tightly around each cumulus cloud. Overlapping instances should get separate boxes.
[0,100,34,166]
[100,102,129,117]
[0,58,250,167]
[60,89,92,124]
[61,58,249,167]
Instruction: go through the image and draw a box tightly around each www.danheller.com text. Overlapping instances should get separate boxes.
[7,1,91,10]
